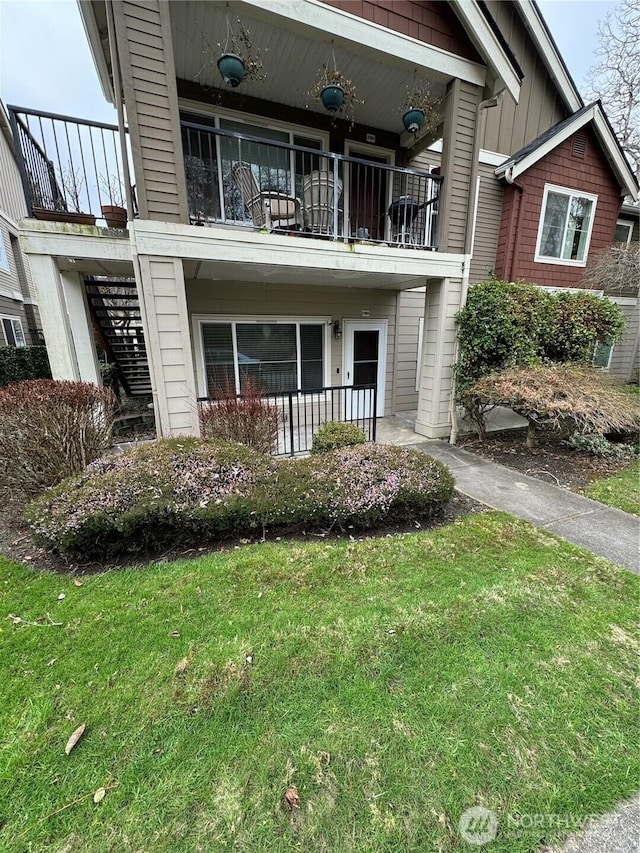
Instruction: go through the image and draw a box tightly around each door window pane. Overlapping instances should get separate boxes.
[353,330,379,387]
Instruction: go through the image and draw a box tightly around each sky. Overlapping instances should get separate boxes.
[0,0,620,123]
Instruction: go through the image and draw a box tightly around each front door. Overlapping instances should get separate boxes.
[344,320,387,417]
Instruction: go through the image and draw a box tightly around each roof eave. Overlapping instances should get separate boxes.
[78,0,114,105]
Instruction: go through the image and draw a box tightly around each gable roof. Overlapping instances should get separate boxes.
[495,101,639,201]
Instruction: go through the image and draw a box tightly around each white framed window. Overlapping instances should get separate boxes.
[534,184,598,266]
[193,316,330,397]
[614,219,633,244]
[1,315,26,347]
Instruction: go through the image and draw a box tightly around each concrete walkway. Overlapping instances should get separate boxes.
[545,795,640,853]
[409,439,639,574]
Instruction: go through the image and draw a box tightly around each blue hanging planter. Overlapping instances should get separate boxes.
[321,83,345,112]
[217,53,245,88]
[402,107,425,134]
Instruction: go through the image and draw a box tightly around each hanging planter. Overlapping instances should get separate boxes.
[217,52,246,87]
[400,74,442,137]
[320,83,345,112]
[402,107,425,134]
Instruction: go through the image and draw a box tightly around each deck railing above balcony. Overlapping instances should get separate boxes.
[182,121,442,250]
[8,106,131,228]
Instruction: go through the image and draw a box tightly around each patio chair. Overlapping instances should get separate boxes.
[303,170,343,234]
[232,161,302,231]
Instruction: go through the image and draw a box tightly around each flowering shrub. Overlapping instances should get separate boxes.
[311,421,367,454]
[0,379,115,499]
[27,440,454,560]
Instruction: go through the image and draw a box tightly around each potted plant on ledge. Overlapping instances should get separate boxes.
[99,175,128,228]
[32,165,97,226]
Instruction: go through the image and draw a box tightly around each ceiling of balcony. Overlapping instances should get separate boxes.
[169,1,449,136]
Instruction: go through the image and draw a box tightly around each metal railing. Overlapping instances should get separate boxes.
[182,121,442,249]
[8,106,132,227]
[198,383,377,456]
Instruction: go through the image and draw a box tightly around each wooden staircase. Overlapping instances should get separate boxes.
[84,278,152,397]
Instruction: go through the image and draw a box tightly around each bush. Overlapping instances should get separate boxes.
[26,440,454,560]
[567,432,638,459]
[466,365,640,447]
[0,345,51,387]
[200,377,279,453]
[311,421,367,454]
[0,379,116,499]
[455,280,625,395]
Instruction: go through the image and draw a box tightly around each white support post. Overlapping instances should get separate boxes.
[26,255,80,380]
[60,271,101,385]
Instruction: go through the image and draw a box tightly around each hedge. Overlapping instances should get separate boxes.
[26,439,455,560]
[0,346,51,387]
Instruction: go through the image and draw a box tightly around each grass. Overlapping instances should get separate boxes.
[1,512,638,852]
[583,459,640,516]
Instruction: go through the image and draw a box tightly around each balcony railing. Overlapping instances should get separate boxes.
[8,106,131,227]
[182,121,442,249]
[199,383,377,456]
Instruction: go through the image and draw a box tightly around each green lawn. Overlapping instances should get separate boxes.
[1,513,638,852]
[584,459,640,516]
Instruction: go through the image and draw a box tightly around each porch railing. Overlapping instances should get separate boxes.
[182,121,442,249]
[198,383,377,456]
[8,106,131,226]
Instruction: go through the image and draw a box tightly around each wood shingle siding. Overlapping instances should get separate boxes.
[114,0,188,222]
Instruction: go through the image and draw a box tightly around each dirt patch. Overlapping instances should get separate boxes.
[459,427,634,490]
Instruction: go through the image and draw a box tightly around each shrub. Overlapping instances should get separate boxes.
[455,280,625,395]
[0,379,116,499]
[311,421,367,454]
[567,432,638,459]
[200,377,279,453]
[0,345,51,387]
[466,365,640,447]
[26,440,454,559]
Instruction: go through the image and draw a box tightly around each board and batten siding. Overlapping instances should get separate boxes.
[482,1,568,156]
[137,256,198,435]
[186,280,399,416]
[114,1,188,223]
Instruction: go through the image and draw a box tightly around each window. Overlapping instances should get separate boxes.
[614,220,633,244]
[1,315,26,347]
[593,340,613,369]
[535,185,597,266]
[200,319,327,395]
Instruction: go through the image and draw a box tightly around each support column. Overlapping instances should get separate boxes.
[26,254,79,380]
[60,271,101,384]
[414,276,463,439]
[135,253,199,437]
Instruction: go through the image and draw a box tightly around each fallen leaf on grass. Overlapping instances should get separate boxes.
[73,580,83,587]
[65,723,86,755]
[284,787,300,809]
[93,787,106,804]
[169,631,181,638]
[58,593,66,601]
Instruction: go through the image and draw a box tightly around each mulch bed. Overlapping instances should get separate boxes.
[458,427,634,490]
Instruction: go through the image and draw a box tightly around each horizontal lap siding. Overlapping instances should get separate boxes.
[609,299,640,381]
[470,163,504,283]
[186,280,398,415]
[395,288,425,411]
[116,1,188,222]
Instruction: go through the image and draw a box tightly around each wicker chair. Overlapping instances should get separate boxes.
[232,162,302,230]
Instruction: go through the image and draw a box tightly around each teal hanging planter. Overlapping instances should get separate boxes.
[321,83,345,112]
[217,53,245,87]
[402,107,425,134]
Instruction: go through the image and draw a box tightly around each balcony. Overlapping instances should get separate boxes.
[182,121,442,250]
